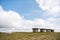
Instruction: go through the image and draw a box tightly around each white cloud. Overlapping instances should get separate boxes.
[36,0,60,10]
[0,5,25,32]
[0,6,24,28]
[33,19,55,29]
[36,0,60,17]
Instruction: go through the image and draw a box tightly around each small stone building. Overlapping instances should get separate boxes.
[51,29,54,32]
[46,29,51,32]
[46,29,54,32]
[32,28,39,32]
[40,29,46,32]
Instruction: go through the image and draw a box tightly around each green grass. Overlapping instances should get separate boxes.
[0,32,60,40]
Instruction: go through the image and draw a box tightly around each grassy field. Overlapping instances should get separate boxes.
[0,32,60,40]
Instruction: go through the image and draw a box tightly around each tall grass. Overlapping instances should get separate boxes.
[0,32,60,40]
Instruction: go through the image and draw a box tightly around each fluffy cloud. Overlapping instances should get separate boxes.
[36,0,60,17]
[0,5,25,32]
[0,6,24,28]
[36,0,60,32]
[0,5,59,32]
[36,0,60,11]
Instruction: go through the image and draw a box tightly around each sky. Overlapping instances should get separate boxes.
[0,0,43,19]
[0,0,60,32]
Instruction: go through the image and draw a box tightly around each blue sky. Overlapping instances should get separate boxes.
[0,0,60,32]
[0,0,44,20]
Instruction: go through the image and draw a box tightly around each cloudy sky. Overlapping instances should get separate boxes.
[0,0,60,32]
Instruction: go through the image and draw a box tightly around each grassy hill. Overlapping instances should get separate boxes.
[0,32,60,40]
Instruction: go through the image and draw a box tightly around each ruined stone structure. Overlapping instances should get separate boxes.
[40,29,46,32]
[32,28,54,32]
[32,28,39,32]
[51,29,54,32]
[46,29,51,32]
